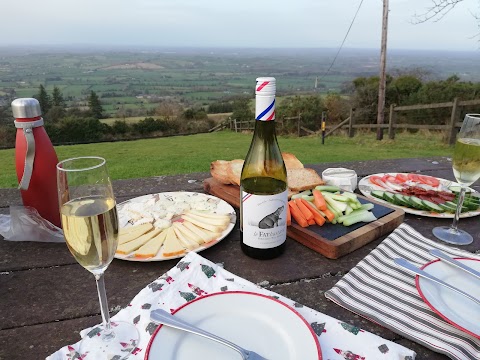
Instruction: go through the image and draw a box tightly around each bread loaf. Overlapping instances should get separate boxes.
[287,168,325,191]
[210,153,324,192]
[227,159,244,186]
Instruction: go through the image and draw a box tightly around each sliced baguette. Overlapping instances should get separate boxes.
[118,223,154,244]
[133,229,168,258]
[162,227,186,257]
[227,159,244,186]
[116,228,162,254]
[287,168,325,192]
[210,160,232,185]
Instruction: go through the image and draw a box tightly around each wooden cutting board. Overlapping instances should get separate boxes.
[204,177,405,259]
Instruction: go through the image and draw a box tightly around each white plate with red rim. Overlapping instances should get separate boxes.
[415,257,480,338]
[145,291,322,360]
[358,173,480,218]
[115,192,236,262]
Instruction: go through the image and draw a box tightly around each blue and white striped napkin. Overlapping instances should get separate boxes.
[326,223,480,360]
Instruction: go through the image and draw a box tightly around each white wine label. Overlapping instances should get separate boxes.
[241,190,288,249]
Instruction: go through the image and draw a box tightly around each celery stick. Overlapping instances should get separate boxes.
[338,209,369,223]
[360,203,375,211]
[322,192,348,213]
[315,185,341,192]
[301,195,315,202]
[342,192,358,201]
[342,211,377,226]
[345,205,354,215]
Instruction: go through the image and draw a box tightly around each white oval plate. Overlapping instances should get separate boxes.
[358,173,480,218]
[145,291,322,360]
[114,192,236,262]
[416,258,480,338]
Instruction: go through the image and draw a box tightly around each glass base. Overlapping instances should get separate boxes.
[432,226,473,245]
[77,321,140,359]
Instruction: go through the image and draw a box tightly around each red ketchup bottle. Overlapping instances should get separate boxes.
[12,98,61,227]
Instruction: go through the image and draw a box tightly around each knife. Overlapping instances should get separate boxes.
[394,258,480,306]
[429,249,480,281]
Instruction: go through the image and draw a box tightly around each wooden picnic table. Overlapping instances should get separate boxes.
[0,157,478,360]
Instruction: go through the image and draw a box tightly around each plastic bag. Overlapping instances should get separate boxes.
[0,206,64,242]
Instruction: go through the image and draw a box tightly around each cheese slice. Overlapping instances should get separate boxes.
[116,228,162,255]
[187,210,231,221]
[162,227,186,257]
[173,226,199,251]
[181,214,225,233]
[183,221,220,243]
[173,222,204,245]
[133,229,168,259]
[183,212,230,227]
[118,223,154,245]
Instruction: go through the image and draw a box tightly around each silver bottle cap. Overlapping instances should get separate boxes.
[11,98,42,118]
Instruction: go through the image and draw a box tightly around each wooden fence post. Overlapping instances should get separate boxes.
[388,104,396,139]
[448,97,460,145]
[348,108,355,138]
[297,113,301,137]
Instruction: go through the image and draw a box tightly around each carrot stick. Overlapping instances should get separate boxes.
[286,204,291,226]
[294,198,314,221]
[301,199,326,226]
[308,218,315,225]
[313,189,327,211]
[322,208,336,222]
[288,201,308,227]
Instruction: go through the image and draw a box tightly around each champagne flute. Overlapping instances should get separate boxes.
[432,114,480,245]
[57,157,139,358]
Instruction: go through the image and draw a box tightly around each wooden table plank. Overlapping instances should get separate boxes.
[0,157,478,360]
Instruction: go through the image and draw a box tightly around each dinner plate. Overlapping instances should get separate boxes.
[115,192,236,262]
[416,258,480,338]
[358,173,480,218]
[145,291,322,360]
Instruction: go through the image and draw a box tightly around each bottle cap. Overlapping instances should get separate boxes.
[255,77,276,96]
[11,98,42,118]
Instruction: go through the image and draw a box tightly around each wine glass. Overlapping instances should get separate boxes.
[57,157,139,358]
[433,114,480,245]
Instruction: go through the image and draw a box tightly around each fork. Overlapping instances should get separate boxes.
[150,309,268,360]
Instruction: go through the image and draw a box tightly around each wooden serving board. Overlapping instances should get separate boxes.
[204,177,405,259]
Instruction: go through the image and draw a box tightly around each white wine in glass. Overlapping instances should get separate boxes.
[57,157,139,358]
[433,114,480,245]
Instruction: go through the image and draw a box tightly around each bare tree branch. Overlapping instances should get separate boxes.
[412,0,464,23]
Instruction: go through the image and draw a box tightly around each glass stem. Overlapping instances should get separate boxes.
[95,273,115,341]
[451,186,467,231]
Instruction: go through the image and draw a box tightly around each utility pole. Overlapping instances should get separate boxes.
[376,0,389,140]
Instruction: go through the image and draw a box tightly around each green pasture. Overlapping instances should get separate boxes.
[0,131,452,189]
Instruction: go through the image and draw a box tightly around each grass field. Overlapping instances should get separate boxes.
[0,130,452,189]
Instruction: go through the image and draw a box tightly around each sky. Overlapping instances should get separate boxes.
[0,0,479,51]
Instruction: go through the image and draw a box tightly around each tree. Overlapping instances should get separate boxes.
[231,97,254,124]
[35,85,51,114]
[88,91,104,119]
[413,1,464,23]
[52,86,66,108]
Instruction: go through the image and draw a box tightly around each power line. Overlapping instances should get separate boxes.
[316,0,365,84]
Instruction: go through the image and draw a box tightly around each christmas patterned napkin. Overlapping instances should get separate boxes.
[325,223,480,360]
[47,251,416,360]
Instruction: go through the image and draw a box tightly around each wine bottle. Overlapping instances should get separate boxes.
[240,77,288,259]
